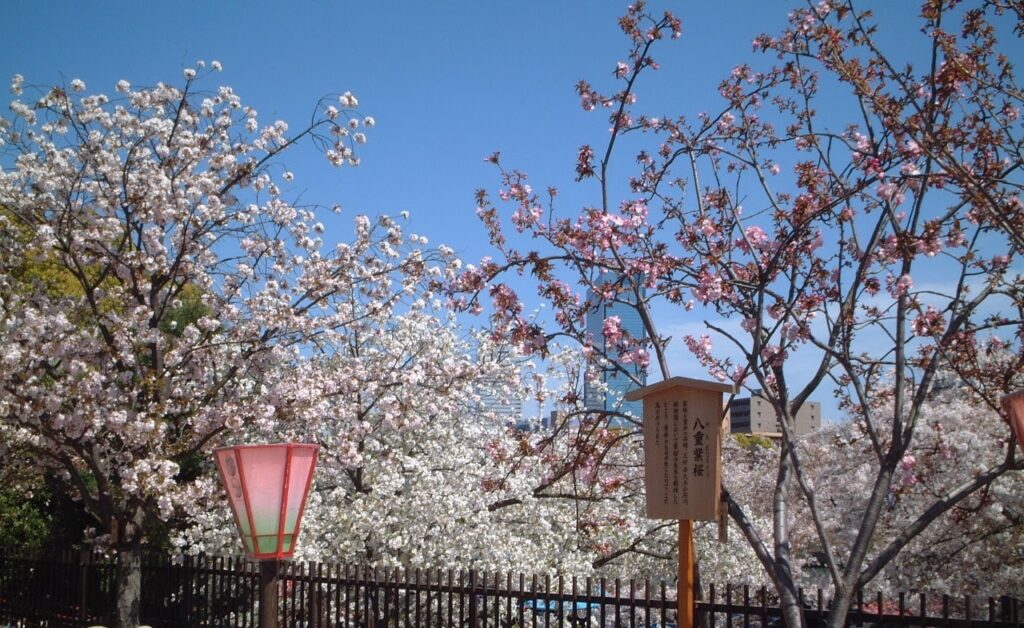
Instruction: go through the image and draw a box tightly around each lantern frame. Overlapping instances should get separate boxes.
[214,442,320,561]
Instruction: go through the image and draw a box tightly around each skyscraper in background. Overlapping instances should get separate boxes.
[476,381,524,425]
[474,347,525,426]
[583,278,647,425]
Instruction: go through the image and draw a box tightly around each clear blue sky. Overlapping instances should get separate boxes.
[6,2,1020,423]
[3,1,799,263]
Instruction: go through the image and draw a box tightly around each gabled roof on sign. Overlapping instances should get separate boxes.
[624,376,735,401]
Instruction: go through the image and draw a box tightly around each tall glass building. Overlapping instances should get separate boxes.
[583,277,647,426]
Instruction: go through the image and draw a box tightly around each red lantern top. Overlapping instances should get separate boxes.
[214,443,320,560]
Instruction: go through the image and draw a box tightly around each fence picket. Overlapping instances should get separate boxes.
[723,583,731,628]
[743,584,750,628]
[629,577,637,628]
[662,580,669,628]
[416,566,423,628]
[759,585,768,628]
[506,570,513,628]
[518,572,526,628]
[494,571,501,627]
[531,573,539,628]
[646,578,653,628]
[614,577,622,628]
[710,582,717,628]
[448,568,455,627]
[481,570,488,627]
[544,573,552,628]
[557,573,564,628]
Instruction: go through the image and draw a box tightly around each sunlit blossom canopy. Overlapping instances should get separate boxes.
[214,443,319,560]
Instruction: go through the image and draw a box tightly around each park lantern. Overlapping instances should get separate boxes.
[999,391,1024,451]
[214,443,320,560]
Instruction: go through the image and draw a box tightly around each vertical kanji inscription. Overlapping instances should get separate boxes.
[637,378,729,520]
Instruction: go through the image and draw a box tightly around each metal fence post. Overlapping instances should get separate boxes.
[77,549,90,622]
[468,569,479,628]
[309,561,321,628]
[999,595,1013,623]
[182,554,194,624]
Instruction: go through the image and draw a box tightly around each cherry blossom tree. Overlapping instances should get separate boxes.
[452,2,1024,625]
[177,337,683,580]
[801,366,1024,597]
[175,319,537,567]
[0,66,445,627]
[719,363,1024,597]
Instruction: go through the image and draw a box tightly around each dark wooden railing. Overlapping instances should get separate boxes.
[0,552,1020,627]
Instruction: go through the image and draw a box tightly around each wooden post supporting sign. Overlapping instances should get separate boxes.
[679,518,695,628]
[626,377,734,628]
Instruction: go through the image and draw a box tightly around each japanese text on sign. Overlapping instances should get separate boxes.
[639,382,726,521]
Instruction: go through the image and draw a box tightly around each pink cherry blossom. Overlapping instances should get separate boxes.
[602,315,624,345]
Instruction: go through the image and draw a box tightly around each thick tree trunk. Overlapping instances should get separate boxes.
[779,585,806,628]
[826,591,854,628]
[115,542,143,628]
[774,439,806,628]
[824,465,897,628]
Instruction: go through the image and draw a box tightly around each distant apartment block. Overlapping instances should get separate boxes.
[582,277,647,426]
[476,379,523,425]
[512,410,560,433]
[729,390,820,436]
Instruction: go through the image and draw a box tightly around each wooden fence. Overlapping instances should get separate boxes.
[0,552,1020,627]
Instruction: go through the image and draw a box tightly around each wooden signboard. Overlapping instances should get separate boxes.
[627,376,734,628]
[625,377,733,520]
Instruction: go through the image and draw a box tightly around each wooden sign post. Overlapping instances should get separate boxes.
[625,377,733,628]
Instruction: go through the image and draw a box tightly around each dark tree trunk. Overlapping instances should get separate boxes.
[115,541,143,628]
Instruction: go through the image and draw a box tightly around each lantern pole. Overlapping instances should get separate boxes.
[679,519,695,628]
[260,560,281,628]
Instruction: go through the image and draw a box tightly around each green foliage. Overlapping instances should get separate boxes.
[159,283,211,337]
[0,475,97,554]
[732,432,776,450]
[1,206,82,299]
[0,471,180,555]
[0,487,53,554]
